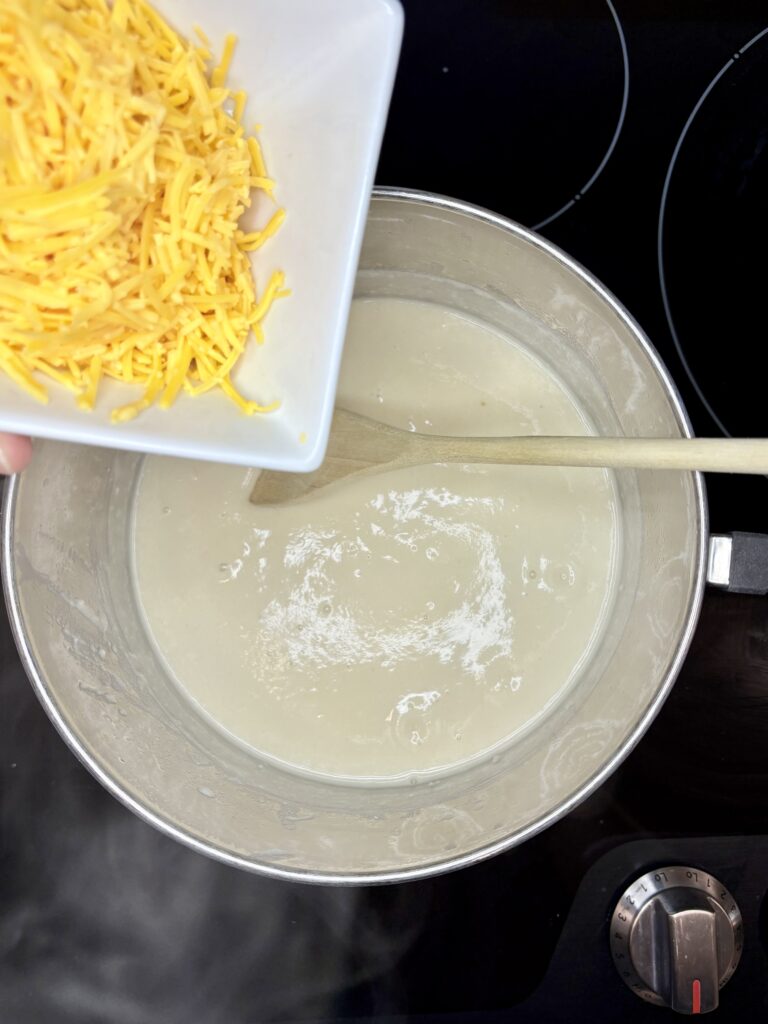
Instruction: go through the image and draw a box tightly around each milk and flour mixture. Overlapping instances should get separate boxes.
[132,298,620,782]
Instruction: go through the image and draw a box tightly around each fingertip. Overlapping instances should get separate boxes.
[0,434,32,475]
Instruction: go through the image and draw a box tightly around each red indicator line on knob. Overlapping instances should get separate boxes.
[692,979,702,1015]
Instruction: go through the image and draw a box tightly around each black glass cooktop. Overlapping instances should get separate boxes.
[2,3,768,1022]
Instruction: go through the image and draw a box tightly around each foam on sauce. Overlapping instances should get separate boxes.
[132,298,620,783]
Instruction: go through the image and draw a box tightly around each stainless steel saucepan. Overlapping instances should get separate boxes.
[4,189,764,883]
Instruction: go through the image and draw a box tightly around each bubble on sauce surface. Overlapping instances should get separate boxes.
[389,690,441,749]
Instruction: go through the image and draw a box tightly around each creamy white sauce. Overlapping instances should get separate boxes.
[132,298,620,783]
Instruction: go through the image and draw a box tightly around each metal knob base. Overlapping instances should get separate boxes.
[610,865,743,1014]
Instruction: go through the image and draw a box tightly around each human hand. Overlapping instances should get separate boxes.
[0,434,32,475]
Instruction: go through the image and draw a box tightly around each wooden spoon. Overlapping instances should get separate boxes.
[250,407,768,507]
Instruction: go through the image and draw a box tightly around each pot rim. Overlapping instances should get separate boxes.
[1,187,708,885]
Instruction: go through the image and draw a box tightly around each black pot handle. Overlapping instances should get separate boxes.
[707,533,768,595]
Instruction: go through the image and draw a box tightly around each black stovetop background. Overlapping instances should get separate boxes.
[2,3,768,1022]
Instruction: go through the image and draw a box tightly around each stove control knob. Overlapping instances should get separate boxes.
[610,866,742,1014]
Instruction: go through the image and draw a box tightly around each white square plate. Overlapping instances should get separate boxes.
[0,0,403,470]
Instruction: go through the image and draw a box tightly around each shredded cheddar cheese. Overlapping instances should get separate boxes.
[0,0,286,421]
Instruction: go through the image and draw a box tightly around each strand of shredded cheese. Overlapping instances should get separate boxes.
[0,0,286,421]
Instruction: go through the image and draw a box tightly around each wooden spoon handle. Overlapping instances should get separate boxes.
[413,435,768,474]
